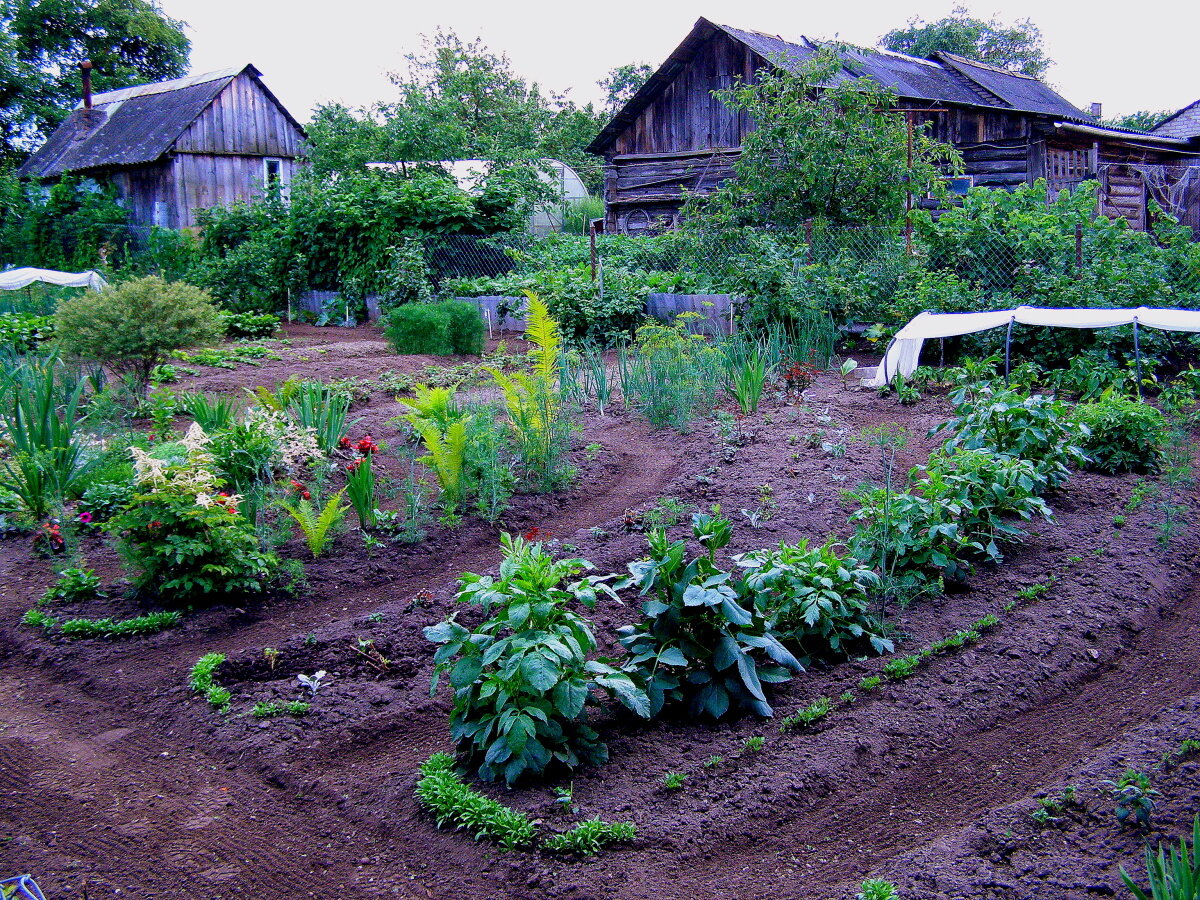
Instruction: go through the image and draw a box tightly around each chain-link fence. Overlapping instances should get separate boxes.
[427,220,1200,337]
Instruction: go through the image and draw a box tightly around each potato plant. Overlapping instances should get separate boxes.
[425,534,649,785]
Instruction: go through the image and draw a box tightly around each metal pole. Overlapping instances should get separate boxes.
[1004,317,1015,385]
[1133,318,1142,399]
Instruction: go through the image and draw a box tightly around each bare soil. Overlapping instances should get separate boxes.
[2,324,1199,899]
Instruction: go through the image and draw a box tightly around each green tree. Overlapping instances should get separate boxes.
[687,46,960,227]
[599,63,653,115]
[880,6,1051,78]
[0,0,190,161]
[1102,110,1175,132]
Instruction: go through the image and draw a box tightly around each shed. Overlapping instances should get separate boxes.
[17,65,307,231]
[587,19,1200,233]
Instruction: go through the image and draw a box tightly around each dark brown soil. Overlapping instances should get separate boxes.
[3,324,1199,900]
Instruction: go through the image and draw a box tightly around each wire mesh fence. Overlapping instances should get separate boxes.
[428,220,1200,336]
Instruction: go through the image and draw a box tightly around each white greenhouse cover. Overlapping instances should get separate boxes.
[0,267,107,292]
[867,306,1200,387]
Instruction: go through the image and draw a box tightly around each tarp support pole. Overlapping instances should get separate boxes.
[1133,318,1142,399]
[1004,317,1015,386]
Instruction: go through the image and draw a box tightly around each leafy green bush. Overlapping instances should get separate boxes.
[56,276,223,394]
[735,540,891,662]
[934,386,1087,489]
[0,312,55,352]
[616,510,802,719]
[109,425,278,604]
[1074,394,1167,474]
[425,534,649,785]
[383,300,485,356]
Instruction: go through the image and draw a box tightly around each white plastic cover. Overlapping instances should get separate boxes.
[868,306,1200,386]
[0,267,107,292]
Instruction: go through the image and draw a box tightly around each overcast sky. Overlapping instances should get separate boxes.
[158,0,1198,123]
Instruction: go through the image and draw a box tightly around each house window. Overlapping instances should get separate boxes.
[263,158,282,196]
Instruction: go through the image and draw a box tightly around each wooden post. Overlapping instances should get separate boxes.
[1074,222,1083,277]
[589,223,597,282]
[905,113,914,254]
[1133,318,1142,399]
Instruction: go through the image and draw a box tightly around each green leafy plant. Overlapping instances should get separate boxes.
[743,736,765,752]
[616,510,802,719]
[933,386,1087,490]
[285,380,354,453]
[724,340,772,414]
[1121,814,1200,900]
[858,675,882,692]
[1103,770,1159,829]
[857,880,900,900]
[280,489,348,558]
[882,654,923,681]
[425,534,650,785]
[189,653,231,712]
[1074,394,1167,475]
[543,818,637,856]
[1031,785,1081,827]
[59,611,181,639]
[183,392,238,432]
[110,426,278,603]
[37,567,103,606]
[344,455,377,529]
[779,697,833,732]
[414,753,537,850]
[662,772,688,791]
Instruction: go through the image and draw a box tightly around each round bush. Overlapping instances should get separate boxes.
[56,276,222,392]
[382,300,485,355]
[1074,395,1167,474]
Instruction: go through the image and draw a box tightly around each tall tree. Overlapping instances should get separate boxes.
[1102,110,1175,132]
[686,47,960,227]
[0,0,190,161]
[599,63,653,115]
[880,6,1050,79]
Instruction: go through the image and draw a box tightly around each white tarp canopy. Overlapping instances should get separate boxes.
[0,267,107,292]
[867,306,1200,387]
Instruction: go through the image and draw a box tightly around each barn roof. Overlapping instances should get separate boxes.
[588,18,1092,154]
[16,64,304,180]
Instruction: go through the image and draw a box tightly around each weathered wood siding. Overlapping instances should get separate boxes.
[170,153,300,228]
[108,161,177,229]
[613,30,758,156]
[174,72,303,158]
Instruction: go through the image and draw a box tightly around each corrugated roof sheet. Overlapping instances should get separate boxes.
[18,66,249,179]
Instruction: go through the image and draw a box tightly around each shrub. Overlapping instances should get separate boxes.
[109,424,278,604]
[383,300,485,356]
[425,534,649,785]
[616,510,802,719]
[1074,394,1168,475]
[735,540,891,661]
[934,386,1087,489]
[56,276,223,394]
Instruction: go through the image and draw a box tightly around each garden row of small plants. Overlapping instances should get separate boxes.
[4,280,1199,894]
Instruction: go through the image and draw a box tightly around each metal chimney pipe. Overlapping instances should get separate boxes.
[81,60,93,109]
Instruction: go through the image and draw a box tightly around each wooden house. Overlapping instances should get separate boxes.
[17,64,306,231]
[587,19,1200,233]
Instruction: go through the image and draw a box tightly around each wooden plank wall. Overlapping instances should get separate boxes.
[174,72,303,157]
[171,154,300,228]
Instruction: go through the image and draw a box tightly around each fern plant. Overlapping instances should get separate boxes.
[280,488,348,558]
[417,420,468,513]
[247,374,302,412]
[488,292,573,491]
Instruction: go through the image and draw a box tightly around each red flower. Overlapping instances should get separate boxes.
[524,527,551,541]
[338,435,352,450]
[149,520,162,529]
[355,435,379,456]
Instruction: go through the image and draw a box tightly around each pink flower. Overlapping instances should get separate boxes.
[78,511,94,524]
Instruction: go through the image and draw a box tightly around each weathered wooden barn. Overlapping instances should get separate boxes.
[17,64,306,231]
[587,19,1200,233]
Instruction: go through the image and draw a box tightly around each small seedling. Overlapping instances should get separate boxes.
[263,647,280,670]
[252,701,283,718]
[1016,577,1056,602]
[743,736,765,753]
[552,783,574,811]
[297,670,328,696]
[583,443,603,461]
[703,755,724,769]
[858,675,882,692]
[1112,514,1127,528]
[857,880,899,900]
[1031,786,1081,827]
[1102,770,1159,828]
[589,526,610,541]
[839,691,856,705]
[780,697,833,732]
[883,655,922,681]
[662,772,687,791]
